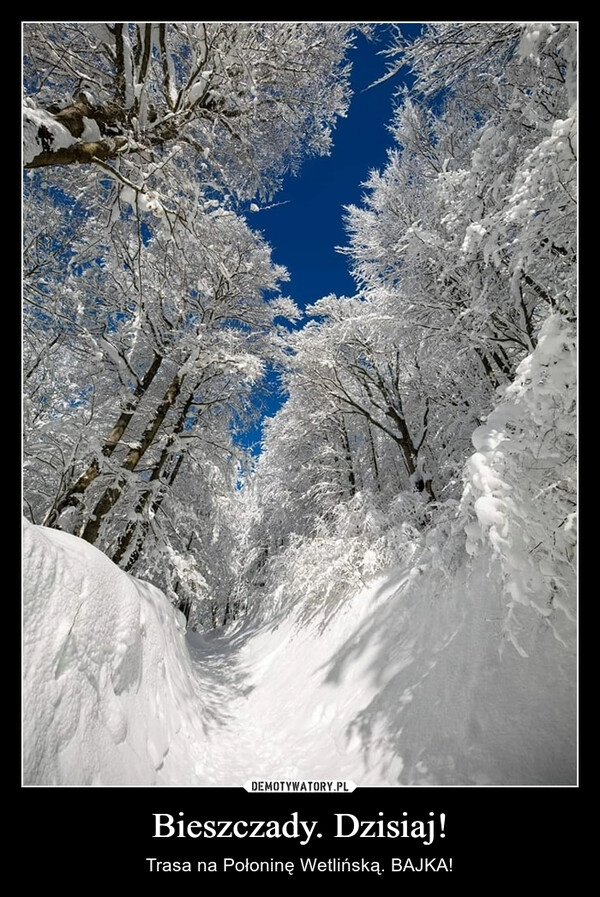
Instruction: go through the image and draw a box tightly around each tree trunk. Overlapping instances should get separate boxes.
[336,414,357,498]
[79,369,184,545]
[366,420,381,493]
[44,352,163,528]
[112,393,194,568]
[385,405,436,502]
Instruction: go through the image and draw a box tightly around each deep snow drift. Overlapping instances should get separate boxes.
[23,519,210,784]
[22,514,576,786]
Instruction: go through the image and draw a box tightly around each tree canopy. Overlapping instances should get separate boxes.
[23,22,357,622]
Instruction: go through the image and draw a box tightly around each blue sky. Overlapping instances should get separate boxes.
[236,24,422,451]
[250,24,421,310]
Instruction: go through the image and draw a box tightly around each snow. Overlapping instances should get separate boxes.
[23,519,209,785]
[22,103,77,165]
[517,23,558,61]
[462,314,576,653]
[119,185,164,217]
[23,500,576,786]
[461,221,487,254]
[80,117,102,143]
[22,311,575,785]
[189,74,212,105]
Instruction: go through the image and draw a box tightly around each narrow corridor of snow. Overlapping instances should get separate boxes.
[23,517,576,787]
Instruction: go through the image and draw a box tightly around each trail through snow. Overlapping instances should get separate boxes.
[186,570,411,784]
[23,518,576,786]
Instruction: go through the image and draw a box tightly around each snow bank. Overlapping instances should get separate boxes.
[23,518,209,785]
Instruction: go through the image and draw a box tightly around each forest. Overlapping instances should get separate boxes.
[23,23,577,787]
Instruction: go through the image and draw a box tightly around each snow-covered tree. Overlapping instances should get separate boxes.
[242,22,576,630]
[23,23,353,200]
[342,21,576,490]
[22,23,577,793]
[23,22,356,600]
[24,187,294,554]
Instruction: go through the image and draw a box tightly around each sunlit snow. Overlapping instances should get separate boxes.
[23,505,575,786]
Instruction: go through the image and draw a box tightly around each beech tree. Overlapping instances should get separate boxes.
[240,22,576,626]
[23,22,356,609]
[23,23,353,196]
[24,183,296,563]
[341,21,576,486]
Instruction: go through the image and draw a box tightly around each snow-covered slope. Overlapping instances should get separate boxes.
[193,518,576,786]
[23,508,576,786]
[23,518,210,785]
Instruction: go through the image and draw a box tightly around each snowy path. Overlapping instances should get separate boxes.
[183,550,575,787]
[23,518,576,786]
[186,572,410,785]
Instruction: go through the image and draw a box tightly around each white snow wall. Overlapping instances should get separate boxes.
[22,518,210,785]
